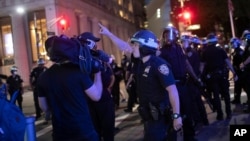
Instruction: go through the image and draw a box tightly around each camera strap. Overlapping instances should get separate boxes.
[73,38,92,74]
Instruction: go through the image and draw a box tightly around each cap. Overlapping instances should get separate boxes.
[78,32,100,42]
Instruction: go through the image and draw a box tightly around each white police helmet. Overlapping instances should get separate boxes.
[130,30,159,49]
[37,58,45,65]
[10,66,18,73]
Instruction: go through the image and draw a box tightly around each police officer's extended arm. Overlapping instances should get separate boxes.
[85,72,103,101]
[166,84,182,131]
[98,23,133,53]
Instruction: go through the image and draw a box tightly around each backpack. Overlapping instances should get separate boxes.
[0,90,26,141]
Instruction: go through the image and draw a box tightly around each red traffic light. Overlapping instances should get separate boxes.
[59,18,67,30]
[60,19,66,26]
[183,11,191,19]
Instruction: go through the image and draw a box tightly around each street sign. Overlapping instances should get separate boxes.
[47,31,55,36]
[186,24,201,30]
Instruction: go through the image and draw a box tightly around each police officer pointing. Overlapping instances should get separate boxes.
[99,23,182,140]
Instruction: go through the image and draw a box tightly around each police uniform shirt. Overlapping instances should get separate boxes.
[201,45,228,73]
[242,46,250,70]
[159,43,187,79]
[6,75,23,91]
[186,47,201,75]
[37,63,97,140]
[137,56,175,106]
[232,47,244,71]
[30,66,47,86]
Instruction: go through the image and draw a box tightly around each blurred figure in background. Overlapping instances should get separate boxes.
[30,58,48,120]
[6,66,24,111]
[240,31,250,113]
[200,33,237,120]
[230,37,245,105]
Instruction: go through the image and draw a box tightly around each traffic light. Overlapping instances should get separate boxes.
[178,11,191,26]
[183,11,191,20]
[59,18,67,30]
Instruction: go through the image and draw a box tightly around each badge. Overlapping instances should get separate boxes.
[158,64,169,75]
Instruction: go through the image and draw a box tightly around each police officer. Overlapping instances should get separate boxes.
[6,66,24,110]
[99,24,182,141]
[159,26,199,141]
[200,33,238,120]
[30,58,48,120]
[181,35,209,126]
[230,37,245,104]
[240,31,250,113]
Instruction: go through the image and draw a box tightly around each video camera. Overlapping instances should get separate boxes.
[45,34,108,74]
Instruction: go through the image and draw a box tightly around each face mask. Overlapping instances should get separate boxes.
[12,71,17,75]
[86,39,96,49]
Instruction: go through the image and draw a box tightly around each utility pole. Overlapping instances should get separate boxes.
[178,0,185,8]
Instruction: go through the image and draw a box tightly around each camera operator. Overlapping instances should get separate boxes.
[77,32,116,141]
[37,35,103,141]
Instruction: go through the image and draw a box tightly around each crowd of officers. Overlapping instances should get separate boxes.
[98,23,250,141]
[1,23,249,141]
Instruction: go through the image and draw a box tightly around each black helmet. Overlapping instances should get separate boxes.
[130,30,159,49]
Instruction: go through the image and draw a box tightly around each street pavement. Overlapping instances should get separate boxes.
[21,80,250,141]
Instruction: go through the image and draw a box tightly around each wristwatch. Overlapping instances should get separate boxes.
[172,113,181,119]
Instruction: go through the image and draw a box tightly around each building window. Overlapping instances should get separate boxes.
[0,17,14,66]
[28,10,47,62]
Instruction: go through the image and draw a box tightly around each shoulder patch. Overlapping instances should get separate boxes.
[158,64,169,75]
